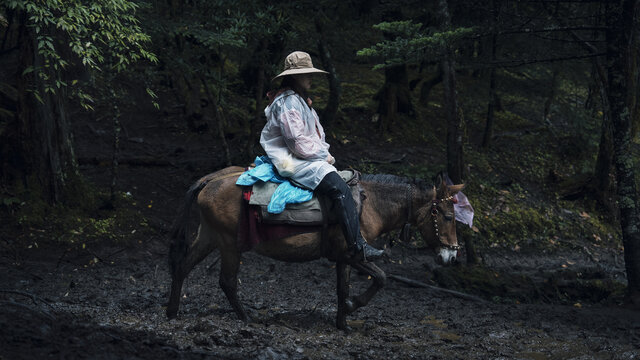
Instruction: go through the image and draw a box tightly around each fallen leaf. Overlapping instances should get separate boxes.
[433,331,460,342]
[346,320,365,328]
[420,315,447,328]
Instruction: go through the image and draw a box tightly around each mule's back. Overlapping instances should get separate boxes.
[197,166,246,236]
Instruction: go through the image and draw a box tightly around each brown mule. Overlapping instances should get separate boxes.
[166,166,464,330]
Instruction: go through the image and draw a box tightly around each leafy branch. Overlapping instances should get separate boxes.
[357,20,475,69]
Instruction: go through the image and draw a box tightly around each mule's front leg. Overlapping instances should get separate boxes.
[336,261,351,330]
[219,250,249,322]
[347,262,386,313]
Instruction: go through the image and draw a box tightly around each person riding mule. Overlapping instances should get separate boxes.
[166,167,464,329]
[165,51,466,329]
[261,51,383,262]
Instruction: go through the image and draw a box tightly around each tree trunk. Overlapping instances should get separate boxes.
[245,38,268,159]
[482,31,498,149]
[15,20,78,204]
[607,0,640,303]
[376,64,413,134]
[419,70,443,104]
[543,68,560,123]
[438,0,475,264]
[315,19,341,128]
[201,76,232,167]
[591,61,616,215]
[438,0,463,184]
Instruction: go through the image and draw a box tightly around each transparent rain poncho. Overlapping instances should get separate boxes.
[260,90,336,190]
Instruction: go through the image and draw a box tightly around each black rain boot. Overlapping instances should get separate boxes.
[350,233,384,262]
[316,172,384,262]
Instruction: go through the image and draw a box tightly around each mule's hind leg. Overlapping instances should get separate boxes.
[219,248,249,321]
[344,262,386,314]
[167,224,217,318]
[336,261,351,330]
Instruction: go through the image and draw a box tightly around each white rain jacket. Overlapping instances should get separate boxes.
[260,90,336,190]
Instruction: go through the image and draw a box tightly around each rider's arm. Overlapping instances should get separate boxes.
[278,102,329,161]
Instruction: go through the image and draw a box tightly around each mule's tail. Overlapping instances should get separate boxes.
[169,177,210,275]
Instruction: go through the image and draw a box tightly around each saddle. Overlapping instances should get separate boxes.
[248,169,363,226]
[237,169,363,251]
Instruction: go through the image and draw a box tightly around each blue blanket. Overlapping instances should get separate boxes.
[236,156,313,214]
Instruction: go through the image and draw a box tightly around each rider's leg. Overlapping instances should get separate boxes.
[315,171,384,261]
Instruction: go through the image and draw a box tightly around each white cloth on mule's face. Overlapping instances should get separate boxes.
[453,190,474,228]
[260,90,336,190]
[444,174,474,228]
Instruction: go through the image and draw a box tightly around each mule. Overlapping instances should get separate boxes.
[167,166,464,329]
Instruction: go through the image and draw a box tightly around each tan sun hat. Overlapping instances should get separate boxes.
[272,51,328,81]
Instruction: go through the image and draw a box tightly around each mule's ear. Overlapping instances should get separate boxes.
[434,172,446,189]
[448,184,465,195]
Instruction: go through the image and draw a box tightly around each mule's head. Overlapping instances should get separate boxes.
[416,174,465,266]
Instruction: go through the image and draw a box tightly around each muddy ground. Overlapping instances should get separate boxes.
[2,101,640,359]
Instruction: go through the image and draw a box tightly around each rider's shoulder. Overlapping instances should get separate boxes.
[278,91,306,109]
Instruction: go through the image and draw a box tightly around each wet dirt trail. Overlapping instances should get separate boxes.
[1,240,639,359]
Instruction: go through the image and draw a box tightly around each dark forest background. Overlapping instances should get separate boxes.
[1,0,640,304]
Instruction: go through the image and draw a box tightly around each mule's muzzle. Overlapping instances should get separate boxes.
[435,247,458,265]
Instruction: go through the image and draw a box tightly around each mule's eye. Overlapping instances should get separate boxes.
[444,212,453,221]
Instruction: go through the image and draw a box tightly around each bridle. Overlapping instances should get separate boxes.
[430,193,460,250]
[401,184,460,250]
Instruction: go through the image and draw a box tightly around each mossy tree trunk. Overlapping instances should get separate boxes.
[10,17,78,204]
[606,0,640,303]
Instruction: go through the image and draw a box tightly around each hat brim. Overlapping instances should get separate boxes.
[272,67,328,82]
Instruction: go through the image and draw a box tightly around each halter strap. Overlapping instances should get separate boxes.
[431,194,460,250]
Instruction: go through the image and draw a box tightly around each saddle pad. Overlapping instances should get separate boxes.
[238,188,321,252]
[248,169,358,226]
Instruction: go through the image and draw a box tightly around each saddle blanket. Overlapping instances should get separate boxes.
[237,187,321,252]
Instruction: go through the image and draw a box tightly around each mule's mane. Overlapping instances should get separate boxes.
[361,173,432,192]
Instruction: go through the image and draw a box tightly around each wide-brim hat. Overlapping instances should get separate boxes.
[272,51,328,82]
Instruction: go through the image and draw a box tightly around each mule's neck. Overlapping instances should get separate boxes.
[361,179,430,238]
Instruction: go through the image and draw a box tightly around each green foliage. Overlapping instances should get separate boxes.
[466,165,620,251]
[6,0,157,109]
[2,182,153,246]
[357,20,474,69]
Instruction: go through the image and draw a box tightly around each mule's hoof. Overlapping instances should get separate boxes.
[336,320,352,332]
[166,309,178,319]
[345,299,356,314]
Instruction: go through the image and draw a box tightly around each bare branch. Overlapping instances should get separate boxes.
[388,274,488,303]
[480,52,606,68]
